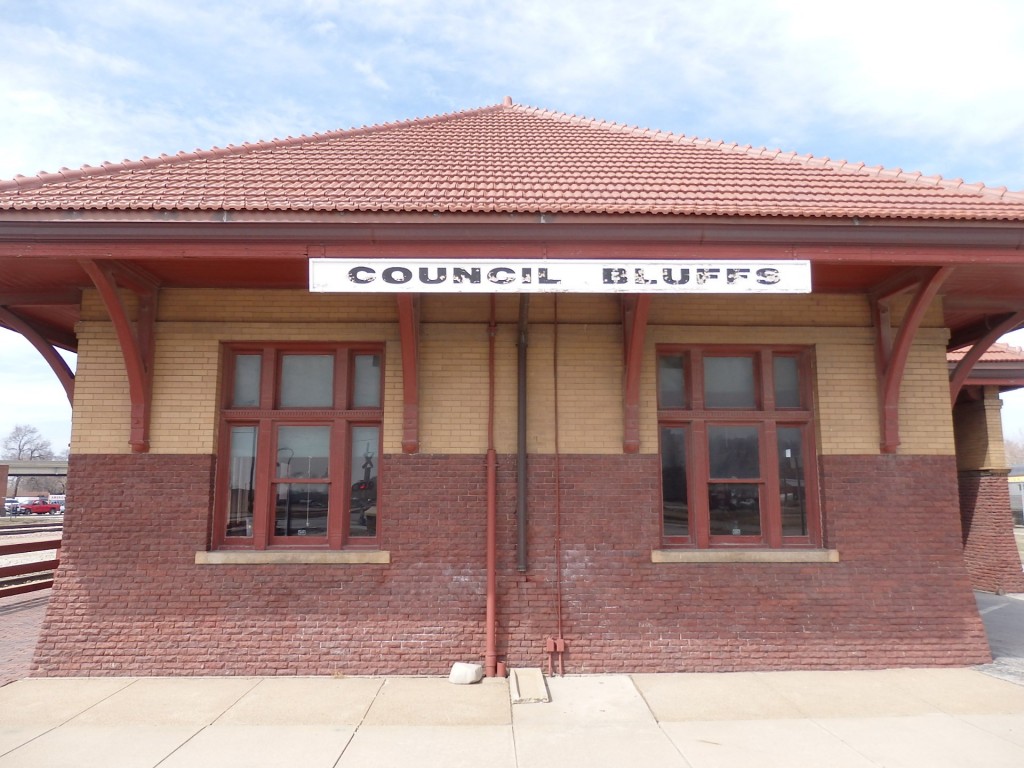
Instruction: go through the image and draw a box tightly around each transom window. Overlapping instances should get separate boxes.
[214,343,383,550]
[657,346,820,548]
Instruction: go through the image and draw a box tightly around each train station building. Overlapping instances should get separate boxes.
[1,100,1023,676]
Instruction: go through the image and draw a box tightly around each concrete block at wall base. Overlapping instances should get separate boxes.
[448,662,484,685]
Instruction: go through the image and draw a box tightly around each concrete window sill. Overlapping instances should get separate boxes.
[651,549,839,564]
[195,550,391,565]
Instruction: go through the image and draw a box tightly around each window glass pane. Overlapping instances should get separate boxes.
[353,354,382,408]
[774,356,801,408]
[704,356,756,408]
[709,484,761,536]
[274,483,329,537]
[232,355,261,407]
[350,426,380,538]
[658,355,686,408]
[708,425,759,478]
[226,426,257,537]
[778,426,808,536]
[660,427,688,537]
[277,426,330,479]
[280,354,334,407]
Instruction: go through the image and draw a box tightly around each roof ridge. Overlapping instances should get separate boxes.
[509,103,709,147]
[720,143,1024,203]
[0,103,509,194]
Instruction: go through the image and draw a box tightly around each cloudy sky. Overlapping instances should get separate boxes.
[2,0,1024,450]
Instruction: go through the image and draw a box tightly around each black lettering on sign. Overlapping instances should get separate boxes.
[349,266,375,284]
[603,268,628,284]
[662,268,691,285]
[453,267,482,284]
[695,268,720,285]
[382,267,413,284]
[419,267,447,284]
[726,268,750,284]
[538,268,560,284]
[633,268,656,285]
[488,267,516,284]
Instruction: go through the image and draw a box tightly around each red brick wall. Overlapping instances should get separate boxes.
[958,470,1024,594]
[34,452,990,676]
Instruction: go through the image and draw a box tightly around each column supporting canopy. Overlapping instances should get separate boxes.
[396,293,421,453]
[872,266,953,454]
[621,294,651,454]
[80,260,159,453]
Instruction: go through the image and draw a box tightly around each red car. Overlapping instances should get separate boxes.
[18,499,63,515]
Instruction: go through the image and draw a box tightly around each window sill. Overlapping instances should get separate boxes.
[195,550,390,565]
[651,549,839,564]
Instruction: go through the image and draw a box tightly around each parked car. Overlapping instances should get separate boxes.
[18,499,63,515]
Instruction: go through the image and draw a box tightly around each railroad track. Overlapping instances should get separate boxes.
[0,523,63,536]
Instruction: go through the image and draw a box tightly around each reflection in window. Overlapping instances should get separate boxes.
[232,355,261,407]
[778,427,807,536]
[353,354,382,408]
[276,426,330,479]
[280,354,334,407]
[658,355,686,408]
[708,484,761,536]
[656,346,818,548]
[226,426,257,537]
[274,483,329,537]
[708,425,759,479]
[774,356,801,408]
[219,344,384,550]
[704,356,756,408]
[660,427,688,537]
[350,426,379,538]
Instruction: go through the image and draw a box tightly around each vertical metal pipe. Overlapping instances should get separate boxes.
[485,297,499,677]
[516,295,530,572]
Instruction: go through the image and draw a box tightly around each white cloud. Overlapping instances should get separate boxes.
[1,0,1021,186]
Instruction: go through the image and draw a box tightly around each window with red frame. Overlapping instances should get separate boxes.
[657,346,820,548]
[215,344,383,550]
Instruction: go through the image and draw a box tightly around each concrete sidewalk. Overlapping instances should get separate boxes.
[1,669,1023,767]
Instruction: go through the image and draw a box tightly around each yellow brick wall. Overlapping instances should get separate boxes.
[70,289,955,458]
[954,386,1008,471]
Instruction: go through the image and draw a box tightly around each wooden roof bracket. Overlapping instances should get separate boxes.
[871,266,953,454]
[0,306,75,405]
[949,309,1024,402]
[80,260,159,453]
[396,294,420,453]
[622,294,652,454]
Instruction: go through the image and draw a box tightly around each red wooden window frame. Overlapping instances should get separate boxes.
[213,342,385,551]
[656,345,822,549]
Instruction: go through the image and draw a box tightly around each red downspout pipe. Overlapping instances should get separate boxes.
[485,296,499,677]
[549,295,567,676]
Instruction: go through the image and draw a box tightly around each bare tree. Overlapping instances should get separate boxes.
[3,424,54,461]
[3,424,55,497]
[1007,437,1024,467]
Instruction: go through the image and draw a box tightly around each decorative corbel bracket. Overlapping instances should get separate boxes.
[948,309,1024,402]
[871,266,953,454]
[396,294,421,453]
[621,294,652,454]
[0,307,75,404]
[80,260,159,453]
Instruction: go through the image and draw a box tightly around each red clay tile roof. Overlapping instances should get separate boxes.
[949,342,1024,363]
[2,101,1024,220]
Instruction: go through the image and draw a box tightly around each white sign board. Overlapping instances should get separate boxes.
[309,258,812,294]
